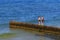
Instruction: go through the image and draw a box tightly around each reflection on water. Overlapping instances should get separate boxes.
[0,24,60,40]
[0,28,55,40]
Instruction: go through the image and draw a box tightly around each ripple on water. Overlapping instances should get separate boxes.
[0,29,55,40]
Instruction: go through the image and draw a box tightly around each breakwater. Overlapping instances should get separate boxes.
[9,21,60,35]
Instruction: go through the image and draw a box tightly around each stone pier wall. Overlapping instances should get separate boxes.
[9,21,60,32]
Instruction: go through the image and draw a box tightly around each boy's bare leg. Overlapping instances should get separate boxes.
[38,22,41,25]
[41,22,44,25]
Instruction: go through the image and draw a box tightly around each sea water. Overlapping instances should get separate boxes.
[0,0,60,40]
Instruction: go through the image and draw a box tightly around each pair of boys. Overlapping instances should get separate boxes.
[38,16,44,25]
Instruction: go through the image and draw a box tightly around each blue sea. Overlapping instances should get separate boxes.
[0,0,60,40]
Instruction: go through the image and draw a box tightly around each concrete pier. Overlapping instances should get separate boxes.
[9,21,60,35]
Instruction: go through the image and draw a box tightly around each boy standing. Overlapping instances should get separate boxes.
[41,16,44,25]
[38,16,41,25]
